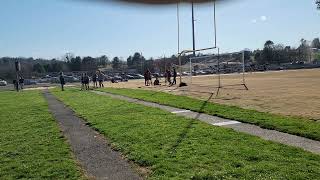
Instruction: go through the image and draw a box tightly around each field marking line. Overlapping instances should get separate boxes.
[171,110,191,114]
[212,121,241,126]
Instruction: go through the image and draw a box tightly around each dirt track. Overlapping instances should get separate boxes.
[105,69,320,120]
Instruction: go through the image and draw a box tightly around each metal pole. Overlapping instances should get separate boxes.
[179,54,182,84]
[214,0,217,48]
[218,48,221,88]
[177,3,180,54]
[242,50,245,84]
[164,55,167,85]
[191,1,196,57]
[189,57,192,84]
[16,73,19,92]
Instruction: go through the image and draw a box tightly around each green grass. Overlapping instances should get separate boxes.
[98,88,320,141]
[0,90,84,179]
[52,88,320,179]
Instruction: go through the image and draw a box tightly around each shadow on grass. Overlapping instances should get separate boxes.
[195,93,214,116]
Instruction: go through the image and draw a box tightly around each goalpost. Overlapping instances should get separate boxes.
[178,48,249,95]
[173,0,248,95]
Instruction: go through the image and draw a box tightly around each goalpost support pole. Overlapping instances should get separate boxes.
[242,50,249,90]
[216,47,221,96]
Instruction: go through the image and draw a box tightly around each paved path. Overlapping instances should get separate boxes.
[93,91,320,155]
[43,91,141,180]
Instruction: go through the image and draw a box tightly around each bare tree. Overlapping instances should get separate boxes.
[63,52,75,62]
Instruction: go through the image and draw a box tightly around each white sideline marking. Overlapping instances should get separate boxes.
[171,110,191,114]
[212,121,241,126]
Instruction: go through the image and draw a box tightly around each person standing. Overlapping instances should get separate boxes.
[166,69,172,85]
[172,67,177,85]
[84,73,90,90]
[81,73,84,90]
[59,72,65,91]
[13,80,18,91]
[164,70,167,85]
[19,76,24,90]
[92,72,97,88]
[97,70,105,88]
[147,69,152,86]
[144,70,148,86]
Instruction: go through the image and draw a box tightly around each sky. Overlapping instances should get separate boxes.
[0,0,319,59]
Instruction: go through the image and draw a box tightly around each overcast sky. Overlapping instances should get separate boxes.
[0,0,319,59]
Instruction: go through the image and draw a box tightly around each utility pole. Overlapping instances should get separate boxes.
[191,1,196,57]
[177,3,180,54]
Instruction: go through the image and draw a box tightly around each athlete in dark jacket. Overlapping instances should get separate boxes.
[59,72,65,91]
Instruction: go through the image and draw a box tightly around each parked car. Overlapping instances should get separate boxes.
[50,77,60,83]
[104,75,112,81]
[113,75,123,81]
[197,70,209,75]
[24,79,37,85]
[182,72,190,76]
[125,75,135,79]
[64,76,80,83]
[135,74,145,79]
[152,73,160,78]
[0,79,7,86]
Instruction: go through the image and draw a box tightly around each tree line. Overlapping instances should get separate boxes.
[254,38,320,65]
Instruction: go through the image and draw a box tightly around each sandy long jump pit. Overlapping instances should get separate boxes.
[107,69,320,121]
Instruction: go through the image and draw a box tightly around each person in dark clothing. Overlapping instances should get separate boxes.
[172,67,177,85]
[13,80,18,91]
[59,72,65,91]
[166,69,171,85]
[84,73,90,90]
[81,73,85,90]
[19,76,24,90]
[92,72,97,88]
[97,70,105,88]
[144,70,148,86]
[153,74,160,86]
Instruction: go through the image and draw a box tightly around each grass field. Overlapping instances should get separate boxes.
[106,69,320,121]
[52,88,320,179]
[99,88,320,141]
[0,91,83,179]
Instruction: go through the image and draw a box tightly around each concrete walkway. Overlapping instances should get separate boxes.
[43,91,141,180]
[93,91,320,155]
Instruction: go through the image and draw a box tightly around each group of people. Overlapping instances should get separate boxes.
[58,67,179,91]
[12,76,24,91]
[144,69,152,86]
[144,67,177,87]
[165,67,177,86]
[81,70,105,91]
[58,70,105,91]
